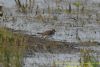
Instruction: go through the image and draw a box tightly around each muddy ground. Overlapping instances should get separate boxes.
[8,28,100,56]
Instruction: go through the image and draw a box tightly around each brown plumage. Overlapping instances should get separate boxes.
[37,29,56,37]
[0,11,3,17]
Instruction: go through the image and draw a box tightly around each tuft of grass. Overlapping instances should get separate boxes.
[14,0,34,13]
[0,27,27,67]
[80,49,100,67]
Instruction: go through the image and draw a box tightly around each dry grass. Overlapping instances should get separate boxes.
[14,0,34,13]
[0,27,27,67]
[80,49,100,67]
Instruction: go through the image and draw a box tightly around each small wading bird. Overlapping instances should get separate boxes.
[37,29,56,38]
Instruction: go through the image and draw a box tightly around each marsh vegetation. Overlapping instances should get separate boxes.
[0,0,100,67]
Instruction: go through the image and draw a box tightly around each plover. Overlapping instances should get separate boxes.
[37,29,56,38]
